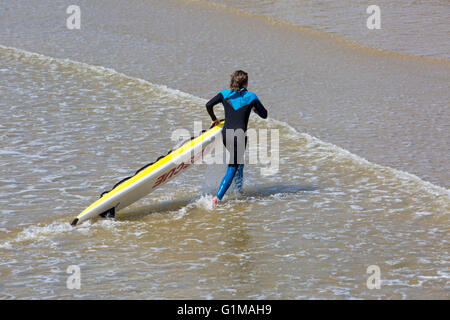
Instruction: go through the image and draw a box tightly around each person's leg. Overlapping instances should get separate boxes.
[233,134,246,193]
[216,164,238,201]
[234,164,244,192]
[213,131,245,207]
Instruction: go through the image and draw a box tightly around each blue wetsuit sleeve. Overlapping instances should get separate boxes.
[206,93,223,121]
[252,98,268,119]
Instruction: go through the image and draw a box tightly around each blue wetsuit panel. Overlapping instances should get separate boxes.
[206,88,267,132]
[216,164,244,200]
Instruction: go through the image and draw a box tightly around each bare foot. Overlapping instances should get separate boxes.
[212,196,220,208]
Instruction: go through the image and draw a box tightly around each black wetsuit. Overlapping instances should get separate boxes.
[206,88,268,199]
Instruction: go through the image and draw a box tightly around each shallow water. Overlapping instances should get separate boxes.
[205,0,450,60]
[0,0,449,299]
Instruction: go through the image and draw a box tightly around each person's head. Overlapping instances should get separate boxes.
[230,70,248,91]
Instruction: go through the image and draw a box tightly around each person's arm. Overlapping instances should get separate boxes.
[206,93,223,121]
[252,98,268,119]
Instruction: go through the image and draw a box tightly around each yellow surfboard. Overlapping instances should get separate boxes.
[71,121,224,226]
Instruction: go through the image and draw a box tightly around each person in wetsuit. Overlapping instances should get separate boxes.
[206,70,268,207]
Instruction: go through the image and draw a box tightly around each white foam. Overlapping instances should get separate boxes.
[2,44,448,204]
[174,195,214,219]
[16,222,74,242]
[0,241,13,250]
[264,116,450,199]
[415,211,433,217]
[0,45,204,104]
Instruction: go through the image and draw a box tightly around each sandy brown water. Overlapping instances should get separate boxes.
[205,0,450,60]
[0,0,448,299]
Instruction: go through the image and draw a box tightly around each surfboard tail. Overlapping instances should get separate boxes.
[99,207,115,219]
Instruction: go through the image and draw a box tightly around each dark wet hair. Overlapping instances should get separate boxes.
[230,70,248,91]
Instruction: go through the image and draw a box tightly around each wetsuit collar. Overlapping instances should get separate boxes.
[231,87,247,94]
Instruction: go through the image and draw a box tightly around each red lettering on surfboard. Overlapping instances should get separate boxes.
[152,162,190,189]
[152,172,168,189]
[152,142,212,189]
